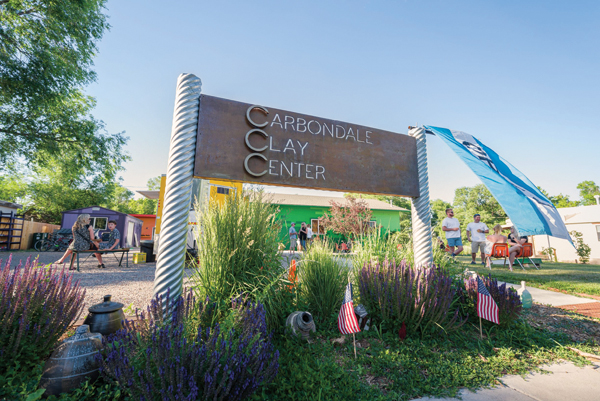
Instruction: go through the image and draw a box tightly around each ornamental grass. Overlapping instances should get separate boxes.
[0,256,85,373]
[299,240,348,327]
[192,191,282,311]
[99,290,279,401]
[358,260,466,335]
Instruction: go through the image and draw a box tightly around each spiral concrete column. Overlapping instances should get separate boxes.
[409,127,433,267]
[153,74,202,305]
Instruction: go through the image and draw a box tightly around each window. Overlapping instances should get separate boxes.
[311,219,326,235]
[596,225,600,241]
[90,217,107,230]
[216,187,230,195]
[367,220,377,228]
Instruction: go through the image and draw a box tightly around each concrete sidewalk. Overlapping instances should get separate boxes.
[501,282,600,307]
[417,284,600,401]
[418,362,600,401]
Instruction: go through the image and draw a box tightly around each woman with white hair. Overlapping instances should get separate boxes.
[56,214,99,268]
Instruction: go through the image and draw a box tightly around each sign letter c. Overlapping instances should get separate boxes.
[246,105,269,128]
[244,153,268,177]
[244,129,269,152]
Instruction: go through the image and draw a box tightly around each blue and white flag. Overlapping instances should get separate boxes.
[425,125,571,242]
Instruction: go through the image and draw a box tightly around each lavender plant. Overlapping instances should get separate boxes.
[358,260,466,334]
[0,256,85,372]
[98,290,279,401]
[463,275,522,325]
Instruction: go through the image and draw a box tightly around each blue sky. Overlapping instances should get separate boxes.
[88,0,599,203]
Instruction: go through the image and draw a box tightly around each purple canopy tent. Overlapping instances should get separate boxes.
[60,206,143,248]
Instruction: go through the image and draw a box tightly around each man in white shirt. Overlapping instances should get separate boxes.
[306,224,313,249]
[466,214,489,265]
[442,208,463,257]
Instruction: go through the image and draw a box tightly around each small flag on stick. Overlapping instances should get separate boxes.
[477,276,499,324]
[288,259,297,291]
[338,283,360,335]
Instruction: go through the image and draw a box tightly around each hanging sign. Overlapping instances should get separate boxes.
[194,95,419,196]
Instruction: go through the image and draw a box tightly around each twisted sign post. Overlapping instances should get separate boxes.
[408,127,433,267]
[153,73,202,305]
[155,72,432,315]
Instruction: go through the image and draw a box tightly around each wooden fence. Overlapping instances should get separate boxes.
[20,221,61,250]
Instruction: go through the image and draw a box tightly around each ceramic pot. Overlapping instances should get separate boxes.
[285,311,316,339]
[83,295,125,335]
[517,281,533,308]
[38,325,102,396]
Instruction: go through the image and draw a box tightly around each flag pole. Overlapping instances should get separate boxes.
[348,276,357,359]
[479,316,483,339]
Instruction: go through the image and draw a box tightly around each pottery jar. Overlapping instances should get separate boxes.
[83,294,125,335]
[38,325,102,396]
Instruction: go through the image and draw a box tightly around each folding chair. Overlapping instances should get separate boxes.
[514,243,539,270]
[484,243,509,270]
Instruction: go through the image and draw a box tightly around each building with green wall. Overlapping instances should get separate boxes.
[269,194,409,248]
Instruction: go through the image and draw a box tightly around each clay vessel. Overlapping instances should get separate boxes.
[285,311,316,339]
[517,281,533,309]
[38,325,102,396]
[83,294,125,335]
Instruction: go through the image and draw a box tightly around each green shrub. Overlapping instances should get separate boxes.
[192,190,283,313]
[570,230,591,264]
[299,241,349,327]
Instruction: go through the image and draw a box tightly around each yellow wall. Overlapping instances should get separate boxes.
[208,179,242,205]
[154,175,167,235]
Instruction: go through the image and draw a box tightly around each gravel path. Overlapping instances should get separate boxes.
[3,251,194,314]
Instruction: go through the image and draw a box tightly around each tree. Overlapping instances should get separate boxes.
[319,197,373,239]
[103,177,159,215]
[0,0,122,171]
[345,192,412,233]
[570,231,591,264]
[147,176,161,191]
[538,187,579,208]
[577,181,600,206]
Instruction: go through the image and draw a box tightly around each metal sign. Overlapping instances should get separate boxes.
[194,95,419,197]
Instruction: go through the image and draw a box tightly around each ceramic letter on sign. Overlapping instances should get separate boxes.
[194,95,419,197]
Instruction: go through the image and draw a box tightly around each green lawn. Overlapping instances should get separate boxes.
[456,256,600,298]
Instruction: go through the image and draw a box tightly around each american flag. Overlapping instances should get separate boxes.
[477,276,499,324]
[338,283,360,335]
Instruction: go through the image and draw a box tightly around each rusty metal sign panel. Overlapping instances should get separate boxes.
[194,95,419,197]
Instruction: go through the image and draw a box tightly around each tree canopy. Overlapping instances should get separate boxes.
[320,197,373,239]
[577,181,600,206]
[0,0,117,168]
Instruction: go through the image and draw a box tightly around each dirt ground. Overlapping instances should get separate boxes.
[523,304,600,345]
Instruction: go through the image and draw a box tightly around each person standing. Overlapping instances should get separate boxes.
[306,223,313,249]
[299,222,308,251]
[289,222,298,251]
[466,214,489,264]
[442,208,463,257]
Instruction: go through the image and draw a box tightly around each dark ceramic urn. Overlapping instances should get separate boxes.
[39,325,102,396]
[83,295,125,336]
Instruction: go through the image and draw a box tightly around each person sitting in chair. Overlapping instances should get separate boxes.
[485,225,519,271]
[94,220,120,269]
